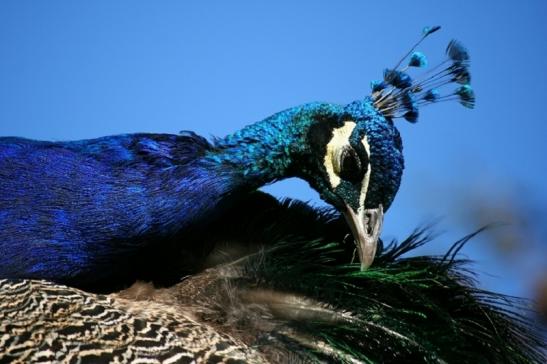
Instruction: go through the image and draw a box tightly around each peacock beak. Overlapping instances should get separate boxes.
[342,204,384,270]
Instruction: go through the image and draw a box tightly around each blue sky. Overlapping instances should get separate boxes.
[1,1,546,301]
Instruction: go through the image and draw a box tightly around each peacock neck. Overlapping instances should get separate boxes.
[210,102,344,187]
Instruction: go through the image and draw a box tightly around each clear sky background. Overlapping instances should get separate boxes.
[1,1,546,307]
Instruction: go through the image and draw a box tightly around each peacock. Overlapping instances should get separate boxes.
[0,26,475,292]
[0,26,545,363]
[0,192,544,363]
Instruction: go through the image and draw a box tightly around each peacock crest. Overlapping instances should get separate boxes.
[371,26,475,123]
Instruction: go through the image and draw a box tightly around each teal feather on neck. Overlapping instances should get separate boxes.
[210,102,344,185]
[202,26,474,271]
[207,97,404,215]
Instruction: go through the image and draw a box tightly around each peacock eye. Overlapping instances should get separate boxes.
[334,147,363,183]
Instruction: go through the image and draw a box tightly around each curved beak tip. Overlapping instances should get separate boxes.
[342,204,384,271]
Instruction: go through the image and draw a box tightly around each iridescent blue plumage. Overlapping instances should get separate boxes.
[0,26,472,286]
[0,133,232,286]
[0,99,402,286]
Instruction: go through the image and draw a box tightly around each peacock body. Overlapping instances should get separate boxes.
[1,27,534,364]
[0,27,473,289]
[0,99,402,290]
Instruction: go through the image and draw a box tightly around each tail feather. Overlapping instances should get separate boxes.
[0,198,544,363]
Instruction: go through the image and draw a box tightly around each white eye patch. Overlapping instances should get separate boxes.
[359,135,371,209]
[323,121,372,210]
[324,121,356,189]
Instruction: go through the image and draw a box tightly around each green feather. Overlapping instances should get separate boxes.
[0,196,544,363]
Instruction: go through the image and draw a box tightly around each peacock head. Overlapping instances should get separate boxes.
[295,26,474,270]
[214,26,473,270]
